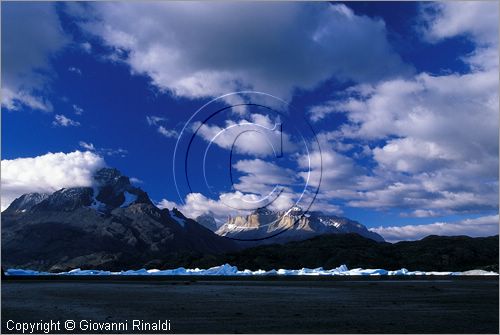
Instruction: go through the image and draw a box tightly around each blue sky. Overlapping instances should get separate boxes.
[2,1,499,241]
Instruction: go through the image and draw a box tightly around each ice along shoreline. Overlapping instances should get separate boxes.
[4,263,498,277]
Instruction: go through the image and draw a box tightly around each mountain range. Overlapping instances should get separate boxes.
[215,206,384,243]
[3,167,496,273]
[1,168,236,271]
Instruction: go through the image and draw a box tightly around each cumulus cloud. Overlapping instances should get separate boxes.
[334,71,499,214]
[419,1,499,75]
[232,159,297,195]
[158,192,253,223]
[159,187,342,223]
[76,2,410,102]
[1,2,69,112]
[196,113,296,157]
[297,139,362,190]
[53,114,81,127]
[371,215,499,242]
[1,151,106,210]
[1,87,53,112]
[161,145,345,221]
[419,1,499,45]
[305,2,499,217]
[293,131,369,209]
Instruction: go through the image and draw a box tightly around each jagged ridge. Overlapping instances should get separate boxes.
[1,168,237,272]
[216,206,384,243]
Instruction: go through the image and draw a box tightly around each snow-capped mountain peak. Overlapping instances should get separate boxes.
[4,168,153,214]
[3,192,50,214]
[216,207,384,243]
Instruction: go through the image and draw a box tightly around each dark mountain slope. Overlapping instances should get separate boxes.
[1,168,237,272]
[190,233,499,272]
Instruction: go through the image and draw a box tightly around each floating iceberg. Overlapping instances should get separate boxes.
[4,264,498,276]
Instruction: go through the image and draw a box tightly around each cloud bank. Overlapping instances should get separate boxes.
[1,151,105,210]
[306,1,499,218]
[77,2,410,101]
[1,2,69,112]
[372,215,499,243]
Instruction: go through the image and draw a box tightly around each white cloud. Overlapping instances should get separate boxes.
[1,151,106,210]
[336,70,499,214]
[78,2,410,102]
[145,115,178,138]
[53,114,80,127]
[79,141,95,151]
[159,188,342,223]
[158,192,253,223]
[294,132,367,208]
[1,87,53,112]
[73,104,84,115]
[196,113,296,157]
[305,4,499,216]
[232,159,297,195]
[230,158,305,212]
[157,126,178,138]
[1,2,69,112]
[372,137,457,174]
[418,2,498,74]
[419,2,499,45]
[371,215,499,242]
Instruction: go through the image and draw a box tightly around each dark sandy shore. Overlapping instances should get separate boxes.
[2,277,498,334]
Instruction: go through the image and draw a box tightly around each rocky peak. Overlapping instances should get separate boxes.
[4,167,153,215]
[91,167,152,212]
[93,168,130,207]
[171,208,186,219]
[34,187,94,212]
[217,207,385,242]
[4,192,50,213]
[93,168,125,187]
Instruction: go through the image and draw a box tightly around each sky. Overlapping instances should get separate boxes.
[1,1,499,242]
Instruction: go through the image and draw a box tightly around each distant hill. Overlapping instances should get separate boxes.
[190,233,499,272]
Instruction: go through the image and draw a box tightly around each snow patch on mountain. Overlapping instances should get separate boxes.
[121,192,138,208]
[216,207,385,242]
